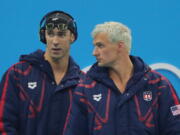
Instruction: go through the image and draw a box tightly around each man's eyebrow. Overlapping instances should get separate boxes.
[57,31,66,34]
[46,29,53,33]
[94,42,103,46]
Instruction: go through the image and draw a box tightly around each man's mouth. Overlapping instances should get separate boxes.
[96,57,101,61]
[51,48,62,54]
[52,48,61,51]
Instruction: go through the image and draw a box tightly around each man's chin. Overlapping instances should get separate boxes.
[97,62,110,68]
[51,56,62,62]
[97,62,104,67]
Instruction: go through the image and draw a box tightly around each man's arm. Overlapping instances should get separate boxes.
[0,68,19,135]
[65,90,89,135]
[158,79,180,135]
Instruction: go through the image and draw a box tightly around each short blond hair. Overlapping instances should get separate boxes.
[91,21,132,53]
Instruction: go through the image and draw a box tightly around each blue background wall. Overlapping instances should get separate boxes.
[0,0,179,95]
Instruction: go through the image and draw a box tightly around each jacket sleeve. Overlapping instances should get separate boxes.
[158,79,180,135]
[65,88,89,135]
[0,68,19,135]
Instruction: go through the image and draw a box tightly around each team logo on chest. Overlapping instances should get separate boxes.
[171,104,180,116]
[28,82,37,89]
[93,93,102,102]
[143,91,152,101]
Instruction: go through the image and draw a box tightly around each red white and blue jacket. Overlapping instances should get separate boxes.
[0,50,82,135]
[66,56,180,135]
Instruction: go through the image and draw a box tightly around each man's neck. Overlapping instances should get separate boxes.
[109,56,133,93]
[44,54,69,84]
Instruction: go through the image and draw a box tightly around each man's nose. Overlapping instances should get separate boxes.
[93,47,98,56]
[52,36,60,46]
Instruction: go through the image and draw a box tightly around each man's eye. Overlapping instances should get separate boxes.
[47,31,54,36]
[97,43,104,48]
[57,32,66,37]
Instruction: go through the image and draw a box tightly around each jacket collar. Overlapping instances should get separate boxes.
[87,55,150,89]
[20,49,81,86]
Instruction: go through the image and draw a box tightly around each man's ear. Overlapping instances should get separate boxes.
[117,41,124,49]
[118,41,129,53]
[70,33,75,43]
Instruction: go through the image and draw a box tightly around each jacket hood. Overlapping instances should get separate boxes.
[20,49,45,65]
[19,49,81,82]
[87,56,151,85]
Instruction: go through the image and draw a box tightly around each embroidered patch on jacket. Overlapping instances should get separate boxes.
[93,94,102,102]
[28,82,37,89]
[143,91,152,101]
[171,104,180,116]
